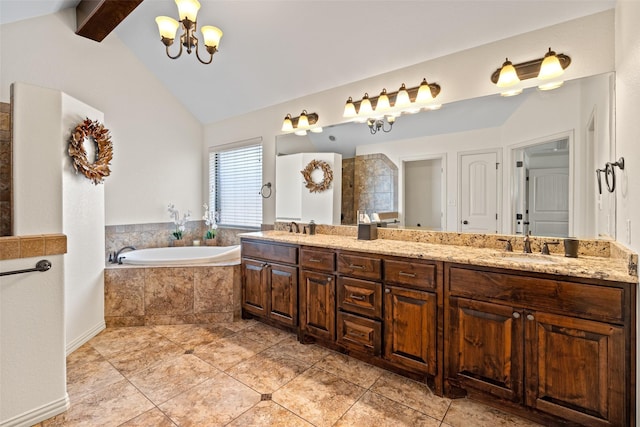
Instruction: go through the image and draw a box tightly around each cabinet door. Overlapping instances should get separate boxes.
[300,270,335,341]
[384,285,437,375]
[447,297,523,402]
[525,311,626,427]
[268,263,298,327]
[242,258,268,318]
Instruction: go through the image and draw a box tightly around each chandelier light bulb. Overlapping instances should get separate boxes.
[343,97,357,118]
[298,111,310,128]
[415,78,434,104]
[156,16,180,40]
[201,26,223,49]
[359,93,374,116]
[281,114,293,132]
[395,84,411,108]
[538,48,564,80]
[376,89,391,112]
[496,58,520,87]
[175,0,200,22]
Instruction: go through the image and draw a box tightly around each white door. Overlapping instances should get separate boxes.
[404,158,443,229]
[460,152,498,233]
[528,168,569,237]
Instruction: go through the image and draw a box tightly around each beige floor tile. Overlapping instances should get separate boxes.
[119,408,177,426]
[152,323,235,348]
[315,351,384,388]
[159,371,261,426]
[271,334,332,365]
[194,333,272,371]
[41,379,154,427]
[66,342,104,372]
[443,398,544,427]
[227,345,312,393]
[66,358,125,401]
[106,337,185,376]
[218,318,258,332]
[89,326,164,358]
[370,371,451,419]
[226,400,314,427]
[335,391,441,427]
[234,322,293,345]
[127,354,219,405]
[272,367,366,427]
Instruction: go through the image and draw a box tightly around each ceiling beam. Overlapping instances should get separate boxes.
[76,0,144,42]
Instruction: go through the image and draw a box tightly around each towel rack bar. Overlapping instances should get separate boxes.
[0,260,52,277]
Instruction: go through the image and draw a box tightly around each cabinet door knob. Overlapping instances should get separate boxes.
[385,288,391,294]
[526,314,535,321]
[327,277,332,282]
[512,312,520,319]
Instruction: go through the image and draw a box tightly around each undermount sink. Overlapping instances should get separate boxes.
[493,252,563,265]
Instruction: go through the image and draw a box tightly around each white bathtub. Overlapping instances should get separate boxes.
[118,245,241,266]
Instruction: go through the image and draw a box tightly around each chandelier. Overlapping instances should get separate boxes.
[155,0,223,65]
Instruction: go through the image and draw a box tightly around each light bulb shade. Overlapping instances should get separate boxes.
[298,111,310,128]
[343,97,357,118]
[538,49,564,80]
[310,127,323,133]
[395,84,411,108]
[416,79,434,103]
[376,89,390,111]
[496,59,520,87]
[175,0,200,21]
[359,93,373,116]
[538,81,564,91]
[294,129,307,136]
[156,16,180,39]
[201,26,223,48]
[281,115,293,132]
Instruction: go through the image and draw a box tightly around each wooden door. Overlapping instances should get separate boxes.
[459,151,499,233]
[300,269,335,341]
[384,285,437,375]
[525,311,626,427]
[268,263,298,327]
[528,168,569,237]
[447,297,523,402]
[241,258,268,318]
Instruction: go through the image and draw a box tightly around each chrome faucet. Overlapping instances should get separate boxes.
[523,233,532,254]
[111,246,136,264]
[541,241,560,255]
[497,238,513,252]
[289,222,299,233]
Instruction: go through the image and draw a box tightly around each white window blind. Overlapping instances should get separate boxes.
[209,142,263,228]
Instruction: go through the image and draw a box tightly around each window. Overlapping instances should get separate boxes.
[209,141,263,229]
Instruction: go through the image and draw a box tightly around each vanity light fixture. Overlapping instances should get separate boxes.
[491,47,571,96]
[281,110,321,136]
[343,78,442,134]
[155,0,223,65]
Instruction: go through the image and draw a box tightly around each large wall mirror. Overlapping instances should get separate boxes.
[276,72,615,239]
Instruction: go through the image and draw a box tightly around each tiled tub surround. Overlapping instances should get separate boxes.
[262,225,637,282]
[105,221,248,255]
[104,263,241,327]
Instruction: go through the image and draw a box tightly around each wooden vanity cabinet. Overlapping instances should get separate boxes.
[241,240,298,328]
[300,247,336,342]
[445,264,633,427]
[383,258,440,378]
[336,252,383,355]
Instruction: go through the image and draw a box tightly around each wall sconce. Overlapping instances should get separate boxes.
[155,0,223,65]
[491,48,571,96]
[281,110,322,136]
[343,78,442,134]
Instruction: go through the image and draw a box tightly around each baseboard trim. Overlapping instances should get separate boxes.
[66,320,105,356]
[0,394,70,427]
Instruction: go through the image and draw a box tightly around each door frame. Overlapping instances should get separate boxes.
[399,153,447,230]
[506,130,574,237]
[457,148,502,233]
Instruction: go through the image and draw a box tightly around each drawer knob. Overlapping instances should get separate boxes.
[327,277,332,282]
[385,288,391,294]
[512,312,520,319]
[350,294,366,301]
[349,264,366,270]
[526,314,535,321]
[309,258,321,263]
[398,271,416,278]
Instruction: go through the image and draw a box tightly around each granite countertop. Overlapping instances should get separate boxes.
[241,231,637,284]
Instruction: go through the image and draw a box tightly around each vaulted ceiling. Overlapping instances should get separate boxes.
[0,0,615,125]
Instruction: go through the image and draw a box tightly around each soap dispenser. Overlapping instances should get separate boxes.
[309,220,316,235]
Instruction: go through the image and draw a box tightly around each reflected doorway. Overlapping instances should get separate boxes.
[513,138,571,237]
[403,157,444,230]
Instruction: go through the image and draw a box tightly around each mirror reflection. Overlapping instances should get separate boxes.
[276,73,615,239]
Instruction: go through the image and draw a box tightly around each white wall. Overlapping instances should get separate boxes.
[204,11,615,226]
[0,9,203,226]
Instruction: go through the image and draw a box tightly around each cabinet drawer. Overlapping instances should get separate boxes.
[241,240,298,264]
[301,248,335,272]
[448,266,625,324]
[337,277,382,319]
[384,259,437,290]
[337,253,382,280]
[337,311,381,356]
